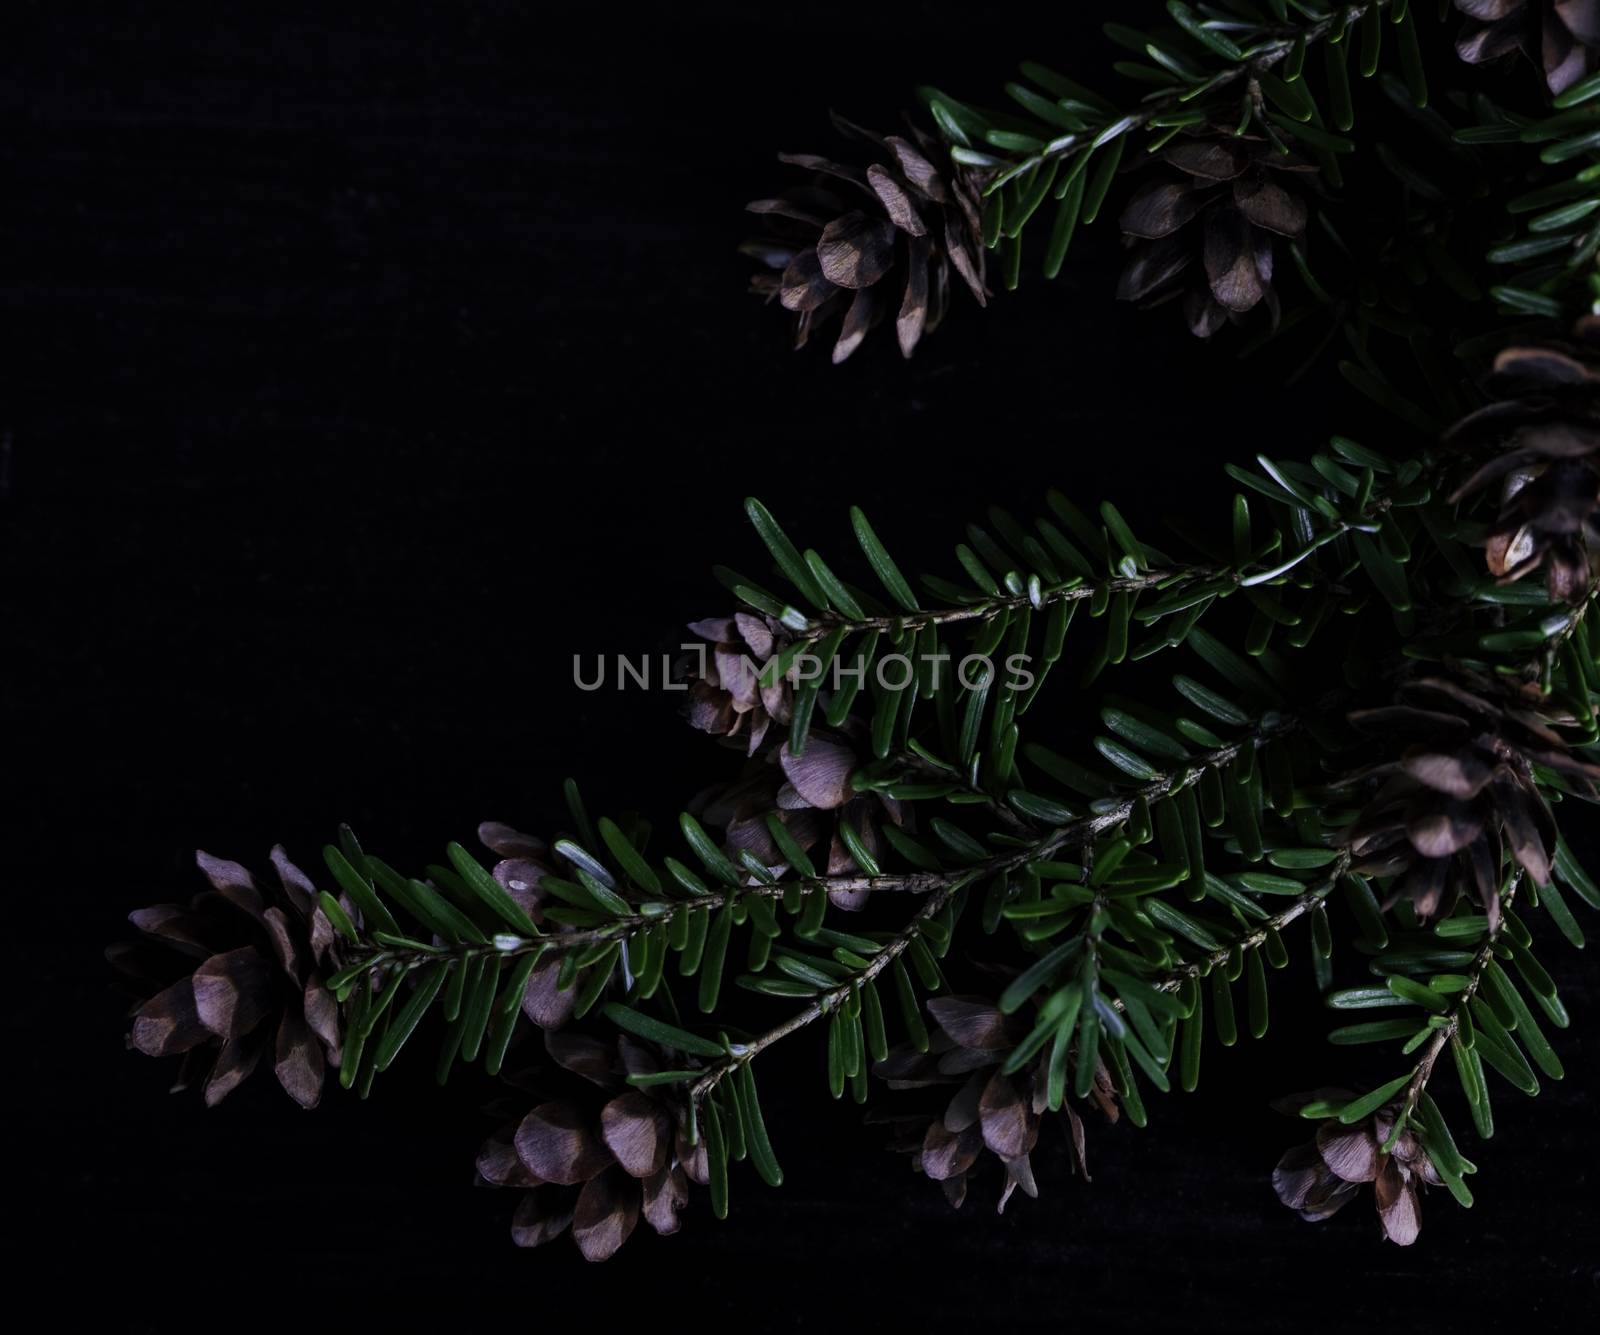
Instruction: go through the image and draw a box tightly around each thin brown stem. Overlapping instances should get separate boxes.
[792,501,1385,651]
[1392,874,1524,1133]
[983,2,1396,186]
[794,569,1190,643]
[695,772,1330,1104]
[355,870,963,975]
[349,722,1290,981]
[1153,852,1349,993]
[687,880,964,1104]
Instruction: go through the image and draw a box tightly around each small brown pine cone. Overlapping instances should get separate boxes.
[1116,129,1314,337]
[1455,1,1600,96]
[691,729,911,908]
[476,819,602,1030]
[1340,668,1599,926]
[743,114,987,363]
[111,847,344,1108]
[478,1030,702,1261]
[682,613,796,754]
[875,992,1117,1212]
[1447,321,1600,603]
[1272,1092,1442,1245]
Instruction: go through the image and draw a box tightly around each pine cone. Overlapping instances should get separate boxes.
[875,994,1118,1212]
[1455,1,1600,96]
[110,848,343,1108]
[694,730,910,907]
[476,1030,703,1261]
[1116,130,1314,338]
[1447,322,1600,602]
[478,820,592,1029]
[684,613,795,754]
[743,115,987,363]
[1341,669,1599,927]
[477,820,556,928]
[1272,1090,1441,1245]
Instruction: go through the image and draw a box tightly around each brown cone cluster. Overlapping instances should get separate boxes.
[743,115,987,363]
[874,994,1117,1211]
[1454,0,1600,95]
[477,1030,704,1261]
[110,848,344,1108]
[684,613,796,754]
[1116,130,1313,337]
[478,820,596,1029]
[1342,668,1599,927]
[694,728,911,908]
[1272,1091,1440,1245]
[1447,322,1600,603]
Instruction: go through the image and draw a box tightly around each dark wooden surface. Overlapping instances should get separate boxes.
[7,4,1595,1327]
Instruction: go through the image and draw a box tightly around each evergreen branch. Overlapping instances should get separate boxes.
[347,718,1287,977]
[338,870,968,977]
[885,745,1034,835]
[1040,716,1294,847]
[687,879,965,1105]
[966,1,1402,192]
[1461,87,1600,318]
[322,710,1297,1098]
[793,568,1183,640]
[692,736,1325,1112]
[787,513,1384,645]
[1154,852,1348,993]
[1390,873,1524,1140]
[116,6,1600,1260]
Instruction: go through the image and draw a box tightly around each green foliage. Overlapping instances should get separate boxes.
[287,404,1599,1224]
[120,3,1600,1254]
[1306,872,1578,1169]
[1460,84,1600,315]
[922,3,1436,283]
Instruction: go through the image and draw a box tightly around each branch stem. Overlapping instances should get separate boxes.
[795,568,1190,642]
[687,880,964,1104]
[979,1,1398,187]
[1392,874,1524,1135]
[1154,851,1348,993]
[343,723,1290,988]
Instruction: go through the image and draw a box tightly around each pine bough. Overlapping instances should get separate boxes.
[116,2,1600,1258]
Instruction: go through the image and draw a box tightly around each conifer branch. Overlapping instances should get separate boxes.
[788,511,1386,644]
[115,5,1600,1259]
[1154,853,1348,992]
[793,568,1186,640]
[342,718,1290,984]
[1391,873,1524,1138]
[968,0,1402,191]
[687,880,965,1104]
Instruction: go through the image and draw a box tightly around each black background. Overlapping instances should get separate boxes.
[8,3,1595,1328]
